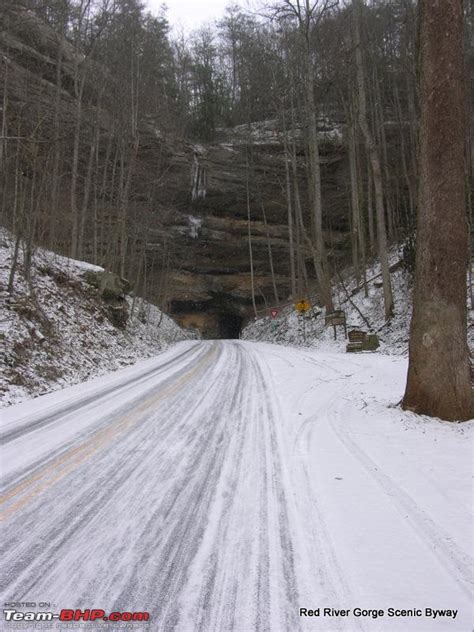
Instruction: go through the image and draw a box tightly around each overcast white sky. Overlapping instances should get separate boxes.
[144,0,252,33]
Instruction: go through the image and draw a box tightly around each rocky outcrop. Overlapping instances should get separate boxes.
[83,271,130,328]
[150,125,348,336]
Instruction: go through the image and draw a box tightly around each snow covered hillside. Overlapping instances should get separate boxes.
[0,231,196,408]
[243,251,474,356]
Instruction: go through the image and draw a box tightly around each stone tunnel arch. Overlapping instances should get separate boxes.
[170,300,245,339]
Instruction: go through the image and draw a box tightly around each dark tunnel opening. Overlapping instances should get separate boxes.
[217,312,244,339]
[170,299,246,339]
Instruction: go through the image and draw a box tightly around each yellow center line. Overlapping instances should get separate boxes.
[1,345,217,521]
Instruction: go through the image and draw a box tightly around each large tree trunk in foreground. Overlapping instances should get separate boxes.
[403,0,472,421]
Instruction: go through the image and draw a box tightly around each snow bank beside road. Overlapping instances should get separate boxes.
[242,257,412,354]
[253,342,473,630]
[0,231,196,407]
[243,252,474,356]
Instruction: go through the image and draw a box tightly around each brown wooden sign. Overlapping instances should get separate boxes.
[325,310,347,339]
[348,329,367,343]
[325,310,346,327]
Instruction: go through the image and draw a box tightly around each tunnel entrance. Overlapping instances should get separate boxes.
[217,312,243,339]
[170,302,245,339]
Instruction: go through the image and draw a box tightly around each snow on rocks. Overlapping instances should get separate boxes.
[188,215,203,238]
[0,230,196,408]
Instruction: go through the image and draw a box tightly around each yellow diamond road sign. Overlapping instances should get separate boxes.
[295,299,311,313]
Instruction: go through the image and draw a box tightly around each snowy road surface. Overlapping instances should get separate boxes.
[1,341,473,631]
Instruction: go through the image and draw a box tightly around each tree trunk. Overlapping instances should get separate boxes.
[403,0,472,421]
[344,94,363,284]
[304,63,334,312]
[245,148,257,317]
[50,37,63,250]
[260,197,279,305]
[353,0,394,319]
[282,112,297,298]
[366,159,375,254]
[0,52,8,175]
[374,66,395,241]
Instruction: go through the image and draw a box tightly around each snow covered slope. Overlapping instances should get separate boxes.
[243,251,474,356]
[0,231,196,407]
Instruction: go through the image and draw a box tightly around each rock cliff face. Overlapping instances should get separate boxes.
[150,122,349,337]
[0,5,350,338]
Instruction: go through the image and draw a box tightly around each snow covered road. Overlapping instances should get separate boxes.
[1,341,473,631]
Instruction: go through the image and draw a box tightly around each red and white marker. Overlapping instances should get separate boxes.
[270,309,279,319]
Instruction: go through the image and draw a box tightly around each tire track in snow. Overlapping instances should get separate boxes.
[255,352,364,632]
[0,343,222,602]
[178,343,303,632]
[191,344,248,632]
[329,407,474,600]
[251,354,302,632]
[0,342,202,444]
[0,342,208,492]
[7,341,459,632]
[144,343,247,631]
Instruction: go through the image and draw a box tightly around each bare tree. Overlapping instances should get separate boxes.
[353,0,394,319]
[245,147,258,317]
[271,0,336,311]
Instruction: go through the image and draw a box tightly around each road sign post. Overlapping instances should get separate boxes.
[325,310,347,339]
[294,300,310,344]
